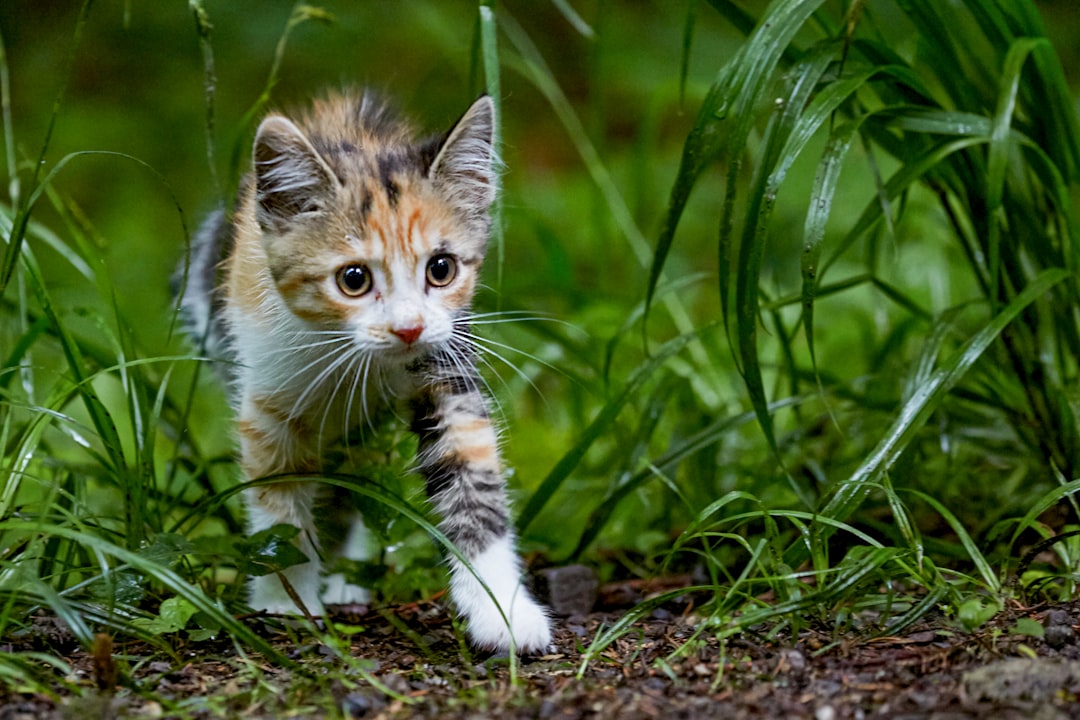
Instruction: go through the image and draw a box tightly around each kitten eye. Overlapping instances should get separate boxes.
[426,254,457,288]
[336,264,373,297]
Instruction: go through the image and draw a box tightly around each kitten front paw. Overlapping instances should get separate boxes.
[249,573,326,618]
[321,572,371,607]
[467,592,553,655]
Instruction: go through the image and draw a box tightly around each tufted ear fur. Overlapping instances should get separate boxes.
[428,96,497,222]
[253,115,338,234]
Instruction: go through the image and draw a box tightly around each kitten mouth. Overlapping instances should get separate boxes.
[387,341,429,360]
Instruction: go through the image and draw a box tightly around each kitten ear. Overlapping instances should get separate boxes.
[428,96,497,220]
[253,115,337,233]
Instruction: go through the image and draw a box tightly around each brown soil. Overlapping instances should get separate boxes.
[4,583,1080,719]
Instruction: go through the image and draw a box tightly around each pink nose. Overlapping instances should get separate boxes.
[391,325,423,346]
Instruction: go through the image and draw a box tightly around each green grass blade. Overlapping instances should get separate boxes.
[986,37,1047,311]
[478,2,504,297]
[518,330,697,535]
[905,489,998,592]
[728,44,834,474]
[821,267,1069,526]
[648,0,826,325]
[702,0,758,38]
[190,0,222,202]
[225,4,335,201]
[0,521,297,667]
[802,118,860,378]
[549,0,594,38]
[678,0,697,107]
[499,8,712,387]
[19,250,126,478]
[0,27,17,205]
[1004,477,1080,549]
[569,396,804,560]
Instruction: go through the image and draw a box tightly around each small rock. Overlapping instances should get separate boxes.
[378,673,410,696]
[651,608,673,621]
[1046,609,1072,627]
[1045,623,1075,649]
[964,657,1080,703]
[566,623,587,637]
[781,648,807,674]
[815,705,836,720]
[812,679,843,698]
[644,677,667,693]
[536,565,598,617]
[342,692,385,718]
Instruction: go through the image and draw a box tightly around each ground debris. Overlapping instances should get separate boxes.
[3,596,1080,718]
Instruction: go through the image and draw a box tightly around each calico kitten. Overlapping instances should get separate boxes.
[179,91,551,654]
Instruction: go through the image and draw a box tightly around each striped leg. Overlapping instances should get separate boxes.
[411,373,551,654]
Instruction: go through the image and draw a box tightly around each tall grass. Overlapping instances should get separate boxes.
[0,0,1078,707]
[501,0,1080,652]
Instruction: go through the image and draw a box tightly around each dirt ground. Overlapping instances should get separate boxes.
[4,578,1080,720]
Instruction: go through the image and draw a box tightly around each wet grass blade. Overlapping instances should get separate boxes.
[906,490,998,592]
[821,267,1069,527]
[647,0,826,323]
[986,37,1047,311]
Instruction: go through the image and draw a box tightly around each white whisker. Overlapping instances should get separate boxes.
[286,341,358,420]
[263,338,352,402]
[450,333,550,411]
[437,343,507,427]
[316,347,364,457]
[457,310,581,333]
[259,334,352,357]
[461,332,564,378]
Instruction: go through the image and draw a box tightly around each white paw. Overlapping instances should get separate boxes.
[450,535,554,654]
[467,591,552,654]
[249,571,325,617]
[321,572,371,606]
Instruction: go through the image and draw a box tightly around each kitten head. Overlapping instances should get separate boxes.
[250,92,496,362]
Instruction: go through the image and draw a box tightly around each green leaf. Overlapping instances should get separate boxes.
[133,596,198,635]
[957,596,1000,632]
[234,524,310,577]
[1011,617,1044,639]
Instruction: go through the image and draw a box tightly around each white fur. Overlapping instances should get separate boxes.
[321,513,375,605]
[449,534,552,653]
[246,492,326,617]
